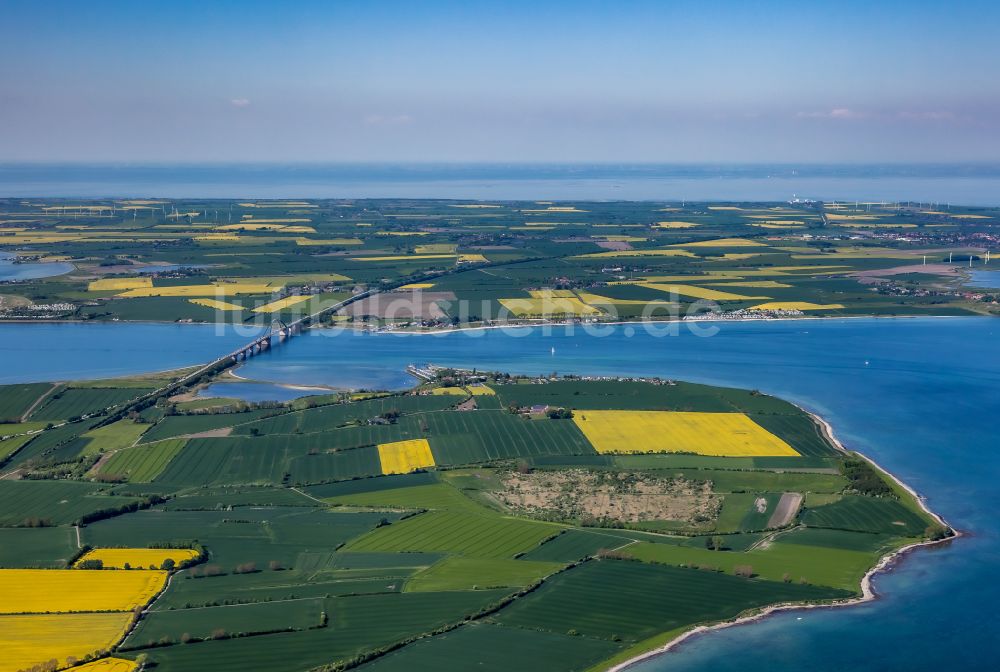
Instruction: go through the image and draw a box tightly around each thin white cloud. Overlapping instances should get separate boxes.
[796,107,865,120]
[230,98,251,108]
[896,110,955,121]
[363,114,413,126]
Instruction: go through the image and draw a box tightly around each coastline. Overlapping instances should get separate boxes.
[605,408,959,672]
[0,312,976,329]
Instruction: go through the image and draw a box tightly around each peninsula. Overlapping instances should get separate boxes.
[0,365,953,672]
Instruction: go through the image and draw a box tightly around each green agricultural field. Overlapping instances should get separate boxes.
[0,480,141,526]
[125,598,326,647]
[405,557,564,592]
[494,560,849,641]
[0,527,79,567]
[0,365,950,672]
[0,383,55,421]
[626,538,879,590]
[98,438,188,481]
[231,395,457,436]
[303,472,438,499]
[139,409,278,442]
[126,590,511,672]
[802,494,930,536]
[163,486,319,510]
[0,433,36,462]
[81,507,397,567]
[519,528,636,562]
[344,510,561,558]
[30,386,153,421]
[426,410,595,464]
[358,622,620,672]
[80,418,151,454]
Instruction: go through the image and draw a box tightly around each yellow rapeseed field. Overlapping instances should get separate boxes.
[458,253,489,263]
[0,569,166,613]
[499,297,601,317]
[704,280,792,288]
[466,384,496,396]
[355,254,455,261]
[252,295,312,313]
[88,277,153,292]
[709,253,765,261]
[593,235,647,242]
[640,284,769,301]
[377,439,436,475]
[575,291,674,307]
[655,221,699,228]
[750,302,845,311]
[74,548,199,570]
[431,387,469,396]
[238,218,312,224]
[572,410,799,457]
[118,283,273,298]
[575,249,697,259]
[189,298,245,311]
[0,613,134,672]
[399,283,435,289]
[529,289,576,298]
[72,657,138,672]
[295,237,363,246]
[216,222,286,231]
[415,243,458,254]
[676,238,767,247]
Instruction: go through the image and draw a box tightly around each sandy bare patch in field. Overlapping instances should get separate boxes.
[182,427,233,439]
[767,492,803,528]
[343,291,455,319]
[497,469,719,525]
[852,263,958,279]
[595,240,633,251]
[0,294,32,309]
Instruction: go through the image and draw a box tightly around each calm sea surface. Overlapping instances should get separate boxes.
[4,163,1000,205]
[1,317,997,670]
[0,251,74,281]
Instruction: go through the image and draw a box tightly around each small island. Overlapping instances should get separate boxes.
[0,365,953,672]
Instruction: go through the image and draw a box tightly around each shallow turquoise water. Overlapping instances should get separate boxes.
[1,317,997,669]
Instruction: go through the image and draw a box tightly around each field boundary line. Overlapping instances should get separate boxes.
[290,486,327,504]
[19,382,61,422]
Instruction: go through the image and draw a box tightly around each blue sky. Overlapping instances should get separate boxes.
[1,0,998,163]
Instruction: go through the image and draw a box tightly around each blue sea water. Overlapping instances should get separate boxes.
[3,163,1000,205]
[196,381,322,403]
[0,317,997,670]
[966,270,1000,289]
[0,322,264,384]
[0,251,74,281]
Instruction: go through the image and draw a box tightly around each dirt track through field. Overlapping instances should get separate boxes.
[767,492,803,528]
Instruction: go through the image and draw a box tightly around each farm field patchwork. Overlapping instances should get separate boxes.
[0,368,950,671]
